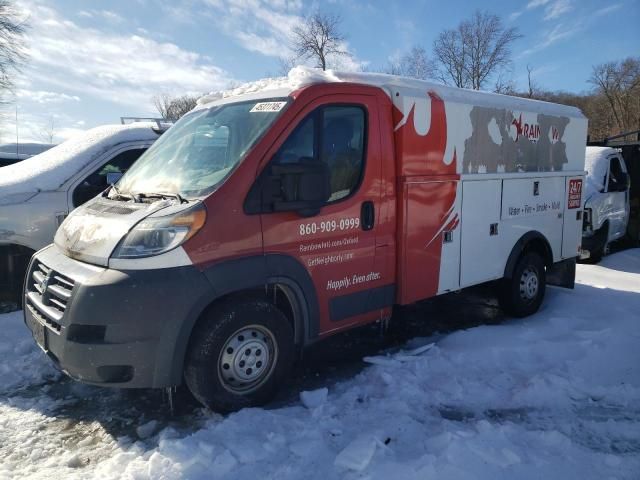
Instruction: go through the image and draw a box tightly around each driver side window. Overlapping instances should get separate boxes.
[272,105,366,202]
[72,148,146,207]
[607,157,624,192]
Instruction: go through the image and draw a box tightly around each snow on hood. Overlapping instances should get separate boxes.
[53,195,181,267]
[584,146,613,200]
[0,124,160,198]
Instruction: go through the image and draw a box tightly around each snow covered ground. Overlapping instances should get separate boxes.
[1,250,639,479]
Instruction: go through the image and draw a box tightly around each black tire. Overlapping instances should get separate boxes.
[499,252,546,318]
[184,297,294,412]
[586,224,608,264]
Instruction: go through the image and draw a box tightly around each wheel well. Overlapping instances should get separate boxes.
[504,232,553,279]
[522,237,553,268]
[190,284,301,347]
[0,244,35,303]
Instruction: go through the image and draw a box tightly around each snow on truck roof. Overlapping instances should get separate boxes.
[0,123,160,198]
[197,66,585,119]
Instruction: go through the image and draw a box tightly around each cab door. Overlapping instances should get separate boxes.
[258,94,392,336]
[605,155,630,241]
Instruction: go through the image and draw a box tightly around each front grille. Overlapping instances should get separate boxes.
[26,260,76,333]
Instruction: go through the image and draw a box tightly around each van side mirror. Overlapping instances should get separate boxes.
[271,159,331,216]
[106,172,124,185]
[244,158,331,217]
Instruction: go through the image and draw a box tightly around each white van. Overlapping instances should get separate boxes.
[0,123,166,306]
[582,146,631,261]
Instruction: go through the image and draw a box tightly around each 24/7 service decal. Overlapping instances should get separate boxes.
[568,179,582,209]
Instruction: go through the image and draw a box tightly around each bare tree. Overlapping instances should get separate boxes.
[39,115,55,143]
[590,57,640,134]
[433,29,469,88]
[493,72,516,95]
[291,13,349,71]
[526,64,538,98]
[0,0,27,99]
[153,93,199,121]
[385,45,437,80]
[433,10,521,90]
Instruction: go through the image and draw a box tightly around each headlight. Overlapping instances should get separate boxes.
[113,203,206,258]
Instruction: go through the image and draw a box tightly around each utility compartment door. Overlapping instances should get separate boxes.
[460,180,502,287]
[501,177,564,264]
[399,179,460,305]
[562,176,584,258]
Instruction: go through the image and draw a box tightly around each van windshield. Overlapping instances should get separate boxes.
[116,98,289,199]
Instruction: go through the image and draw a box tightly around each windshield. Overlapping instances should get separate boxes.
[116,98,289,198]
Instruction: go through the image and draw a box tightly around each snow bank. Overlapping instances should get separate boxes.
[0,124,159,198]
[1,251,640,479]
[0,311,60,394]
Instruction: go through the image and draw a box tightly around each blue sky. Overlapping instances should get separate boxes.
[2,0,639,143]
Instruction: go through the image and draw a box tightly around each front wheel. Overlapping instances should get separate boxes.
[184,297,294,412]
[499,252,546,317]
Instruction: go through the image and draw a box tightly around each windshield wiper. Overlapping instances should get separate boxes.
[107,184,137,202]
[135,192,188,204]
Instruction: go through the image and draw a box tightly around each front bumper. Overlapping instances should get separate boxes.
[23,245,212,388]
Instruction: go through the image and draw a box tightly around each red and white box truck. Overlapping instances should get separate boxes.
[24,67,586,410]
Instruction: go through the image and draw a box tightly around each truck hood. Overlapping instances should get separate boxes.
[54,196,177,267]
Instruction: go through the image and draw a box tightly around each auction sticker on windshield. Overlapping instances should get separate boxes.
[250,102,287,113]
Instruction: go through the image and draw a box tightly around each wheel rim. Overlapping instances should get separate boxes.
[218,325,278,394]
[519,266,539,301]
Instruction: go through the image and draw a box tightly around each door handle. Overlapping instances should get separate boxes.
[361,201,375,231]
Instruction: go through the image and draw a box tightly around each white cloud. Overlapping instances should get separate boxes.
[518,1,623,58]
[527,0,551,9]
[78,9,125,23]
[15,89,80,104]
[20,1,235,110]
[199,0,364,70]
[526,0,572,21]
[594,3,623,16]
[519,22,582,57]
[543,0,572,20]
[509,11,524,21]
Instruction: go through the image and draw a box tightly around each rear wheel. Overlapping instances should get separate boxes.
[499,252,546,317]
[184,297,294,412]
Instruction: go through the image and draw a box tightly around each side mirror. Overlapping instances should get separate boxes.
[243,158,331,217]
[270,159,331,216]
[106,172,124,185]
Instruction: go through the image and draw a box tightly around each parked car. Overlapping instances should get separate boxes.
[0,143,56,167]
[0,122,167,306]
[24,68,586,411]
[582,146,631,262]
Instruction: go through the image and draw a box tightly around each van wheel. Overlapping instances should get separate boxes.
[184,297,294,412]
[499,252,546,317]
[587,224,609,264]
